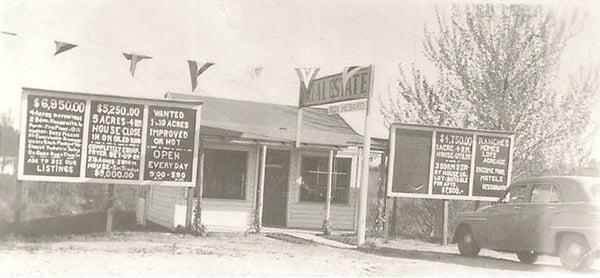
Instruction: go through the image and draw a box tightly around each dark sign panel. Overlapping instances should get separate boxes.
[143,106,196,182]
[390,129,432,194]
[18,88,201,187]
[299,66,372,107]
[85,101,145,180]
[387,124,513,201]
[23,95,86,177]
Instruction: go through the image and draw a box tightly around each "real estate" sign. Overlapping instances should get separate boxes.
[18,88,202,187]
[386,123,514,201]
[299,66,372,107]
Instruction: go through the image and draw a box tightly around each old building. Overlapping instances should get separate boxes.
[138,92,377,231]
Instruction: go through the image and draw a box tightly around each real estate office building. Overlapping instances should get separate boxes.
[138,92,378,231]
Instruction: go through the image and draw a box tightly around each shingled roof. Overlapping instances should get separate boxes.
[165,92,364,148]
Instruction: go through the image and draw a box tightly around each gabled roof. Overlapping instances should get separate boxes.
[165,92,363,148]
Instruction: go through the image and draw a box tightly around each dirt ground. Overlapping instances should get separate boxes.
[0,231,597,277]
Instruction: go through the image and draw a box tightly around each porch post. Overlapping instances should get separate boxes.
[185,187,194,229]
[193,140,205,229]
[256,144,267,231]
[323,149,334,235]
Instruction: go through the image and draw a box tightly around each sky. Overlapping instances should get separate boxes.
[1,0,600,154]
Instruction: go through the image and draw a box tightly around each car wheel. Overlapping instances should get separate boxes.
[516,250,538,264]
[457,227,480,257]
[559,234,593,272]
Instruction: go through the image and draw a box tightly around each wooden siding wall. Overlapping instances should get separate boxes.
[146,185,182,229]
[286,149,358,230]
[145,142,258,230]
[144,143,360,231]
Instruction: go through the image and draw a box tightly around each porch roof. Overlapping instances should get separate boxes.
[165,92,364,148]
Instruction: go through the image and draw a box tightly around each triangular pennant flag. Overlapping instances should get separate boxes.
[253,67,263,78]
[123,53,152,77]
[342,66,364,91]
[295,67,320,90]
[53,41,77,56]
[1,30,17,36]
[188,60,215,92]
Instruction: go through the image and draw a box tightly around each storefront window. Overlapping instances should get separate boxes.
[300,155,351,204]
[202,148,247,200]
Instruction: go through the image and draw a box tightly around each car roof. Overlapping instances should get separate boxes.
[514,175,600,186]
[512,175,600,202]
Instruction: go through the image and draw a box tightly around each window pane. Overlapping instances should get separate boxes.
[531,184,560,203]
[300,155,351,204]
[202,149,247,200]
[508,185,529,204]
[332,158,351,204]
[300,156,327,202]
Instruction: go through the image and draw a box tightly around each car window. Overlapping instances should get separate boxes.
[499,185,529,204]
[530,183,560,203]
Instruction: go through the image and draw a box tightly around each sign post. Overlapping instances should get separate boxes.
[106,184,115,233]
[357,65,374,246]
[442,199,449,245]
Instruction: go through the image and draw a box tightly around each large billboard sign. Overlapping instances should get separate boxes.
[386,124,514,201]
[299,66,372,107]
[18,88,202,187]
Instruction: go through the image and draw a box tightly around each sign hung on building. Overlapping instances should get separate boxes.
[386,124,514,201]
[18,88,202,187]
[298,66,372,108]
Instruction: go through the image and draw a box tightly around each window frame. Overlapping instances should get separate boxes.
[198,144,252,201]
[298,153,353,205]
[498,184,530,205]
[529,182,562,204]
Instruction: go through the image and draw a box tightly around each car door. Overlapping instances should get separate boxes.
[484,184,530,251]
[517,182,561,252]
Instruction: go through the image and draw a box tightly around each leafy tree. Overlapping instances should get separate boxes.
[384,4,599,179]
[381,4,599,239]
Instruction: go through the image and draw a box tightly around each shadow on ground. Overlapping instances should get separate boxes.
[0,211,169,238]
[360,246,597,273]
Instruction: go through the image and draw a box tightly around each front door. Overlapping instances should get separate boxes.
[262,149,290,227]
[484,184,530,251]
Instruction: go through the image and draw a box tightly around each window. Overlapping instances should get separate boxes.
[530,184,560,203]
[201,148,247,200]
[300,156,351,204]
[500,185,529,204]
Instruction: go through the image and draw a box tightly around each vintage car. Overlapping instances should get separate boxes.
[453,176,600,271]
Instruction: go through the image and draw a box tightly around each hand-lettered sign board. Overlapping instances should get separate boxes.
[386,124,514,201]
[18,88,202,186]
